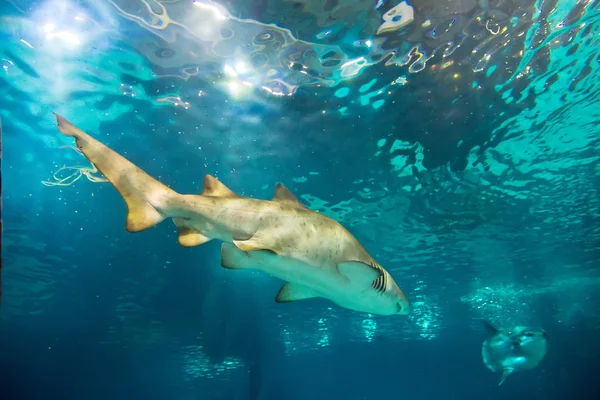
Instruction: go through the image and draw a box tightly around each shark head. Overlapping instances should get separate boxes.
[390,278,411,315]
[336,260,410,316]
[366,267,410,316]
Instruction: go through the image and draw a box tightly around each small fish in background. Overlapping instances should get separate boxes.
[481,320,548,385]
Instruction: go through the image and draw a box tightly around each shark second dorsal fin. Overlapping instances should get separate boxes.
[202,174,239,198]
[272,183,305,206]
[482,319,499,335]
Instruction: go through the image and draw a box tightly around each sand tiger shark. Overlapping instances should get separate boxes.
[53,114,410,316]
[481,320,548,385]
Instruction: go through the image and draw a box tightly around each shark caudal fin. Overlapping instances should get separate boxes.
[54,113,178,233]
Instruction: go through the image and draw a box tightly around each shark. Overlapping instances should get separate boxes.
[53,113,410,316]
[481,320,548,385]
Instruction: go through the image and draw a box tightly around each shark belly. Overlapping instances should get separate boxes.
[239,248,392,315]
[173,196,370,308]
[222,242,374,311]
[244,248,348,298]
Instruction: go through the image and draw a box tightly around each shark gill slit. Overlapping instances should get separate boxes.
[369,261,387,294]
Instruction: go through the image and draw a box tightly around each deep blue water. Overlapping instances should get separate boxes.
[1,0,600,399]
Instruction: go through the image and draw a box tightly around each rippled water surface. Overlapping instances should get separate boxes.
[1,0,599,399]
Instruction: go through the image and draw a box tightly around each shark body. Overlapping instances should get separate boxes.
[481,320,548,385]
[53,114,410,316]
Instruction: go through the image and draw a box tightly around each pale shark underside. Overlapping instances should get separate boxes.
[53,113,410,316]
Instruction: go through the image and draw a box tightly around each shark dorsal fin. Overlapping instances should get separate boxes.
[272,183,304,206]
[482,319,499,335]
[202,174,239,198]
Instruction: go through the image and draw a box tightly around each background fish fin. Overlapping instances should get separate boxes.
[337,261,382,286]
[202,174,239,198]
[482,319,499,335]
[172,218,211,247]
[499,368,513,386]
[275,282,320,303]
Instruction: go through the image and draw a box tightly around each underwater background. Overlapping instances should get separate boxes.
[1,0,599,399]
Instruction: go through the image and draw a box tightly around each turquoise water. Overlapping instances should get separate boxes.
[1,0,599,398]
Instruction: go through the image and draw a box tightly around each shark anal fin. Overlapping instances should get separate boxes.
[338,261,383,286]
[202,174,239,198]
[272,183,306,207]
[173,218,211,247]
[275,282,320,303]
[482,319,499,335]
[499,368,513,386]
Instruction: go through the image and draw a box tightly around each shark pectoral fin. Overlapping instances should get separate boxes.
[202,174,239,198]
[275,282,320,303]
[337,261,383,286]
[221,242,257,270]
[172,218,211,247]
[499,368,514,386]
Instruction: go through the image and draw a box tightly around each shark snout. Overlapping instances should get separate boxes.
[390,282,410,315]
[394,291,410,315]
[396,300,410,315]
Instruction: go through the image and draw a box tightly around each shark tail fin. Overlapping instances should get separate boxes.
[482,319,499,335]
[499,368,513,386]
[54,113,178,233]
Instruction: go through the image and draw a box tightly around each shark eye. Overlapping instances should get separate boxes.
[524,332,534,337]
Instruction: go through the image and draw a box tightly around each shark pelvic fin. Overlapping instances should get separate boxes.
[202,174,239,198]
[482,319,499,335]
[275,282,320,303]
[272,183,305,207]
[337,261,383,287]
[499,368,513,386]
[173,218,211,247]
[233,236,280,255]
